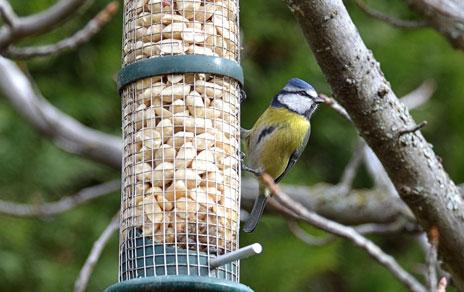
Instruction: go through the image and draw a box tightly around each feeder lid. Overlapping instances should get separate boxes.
[106,275,253,292]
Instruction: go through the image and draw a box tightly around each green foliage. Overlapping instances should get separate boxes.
[1,0,463,291]
[241,217,338,292]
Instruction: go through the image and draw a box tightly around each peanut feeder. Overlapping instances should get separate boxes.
[107,1,260,291]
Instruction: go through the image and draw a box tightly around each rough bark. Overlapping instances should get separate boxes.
[284,0,464,288]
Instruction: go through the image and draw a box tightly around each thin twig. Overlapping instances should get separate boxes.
[261,173,426,292]
[319,93,351,121]
[5,2,119,59]
[363,144,400,199]
[398,121,428,137]
[74,213,119,292]
[353,0,427,28]
[337,141,365,195]
[288,218,418,247]
[0,180,120,217]
[288,220,335,246]
[354,220,419,234]
[426,226,439,291]
[321,80,435,124]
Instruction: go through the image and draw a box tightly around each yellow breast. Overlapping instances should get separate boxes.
[248,107,310,179]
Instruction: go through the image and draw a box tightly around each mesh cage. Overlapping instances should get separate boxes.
[123,0,239,64]
[119,0,241,284]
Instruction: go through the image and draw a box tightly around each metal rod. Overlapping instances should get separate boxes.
[210,243,262,269]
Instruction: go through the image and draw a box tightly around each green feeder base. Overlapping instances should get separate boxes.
[106,275,253,292]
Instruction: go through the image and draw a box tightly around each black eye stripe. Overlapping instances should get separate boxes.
[298,91,312,97]
[281,89,315,98]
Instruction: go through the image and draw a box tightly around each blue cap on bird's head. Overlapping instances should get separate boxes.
[283,78,319,99]
[271,78,324,118]
[286,78,313,90]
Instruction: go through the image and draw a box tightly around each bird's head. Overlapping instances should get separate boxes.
[271,78,324,119]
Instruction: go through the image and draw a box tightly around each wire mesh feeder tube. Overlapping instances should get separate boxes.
[107,0,254,291]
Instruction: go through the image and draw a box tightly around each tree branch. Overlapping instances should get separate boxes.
[405,0,464,51]
[261,174,426,292]
[353,0,427,29]
[74,213,119,292]
[0,0,89,49]
[0,180,119,217]
[284,0,464,288]
[4,1,118,59]
[0,56,121,169]
[0,170,411,227]
[288,219,419,247]
[241,177,412,225]
[400,79,436,109]
[0,0,17,27]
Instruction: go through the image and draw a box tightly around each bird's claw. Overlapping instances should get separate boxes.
[240,88,247,104]
[241,162,262,177]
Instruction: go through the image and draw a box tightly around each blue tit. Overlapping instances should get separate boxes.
[242,78,323,232]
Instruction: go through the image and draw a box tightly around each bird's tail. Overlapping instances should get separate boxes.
[243,193,269,233]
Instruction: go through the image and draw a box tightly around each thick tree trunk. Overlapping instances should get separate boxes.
[284,0,464,288]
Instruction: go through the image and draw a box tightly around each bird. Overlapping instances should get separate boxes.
[241,78,324,232]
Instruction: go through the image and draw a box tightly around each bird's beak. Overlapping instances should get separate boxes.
[313,95,326,104]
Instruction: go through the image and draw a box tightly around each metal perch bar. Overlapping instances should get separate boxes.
[210,243,262,269]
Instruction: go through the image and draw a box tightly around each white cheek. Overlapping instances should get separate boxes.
[279,94,313,114]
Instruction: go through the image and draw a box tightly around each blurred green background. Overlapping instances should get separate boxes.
[1,0,463,291]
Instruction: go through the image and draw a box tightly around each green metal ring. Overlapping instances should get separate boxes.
[117,55,244,92]
[106,275,253,292]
